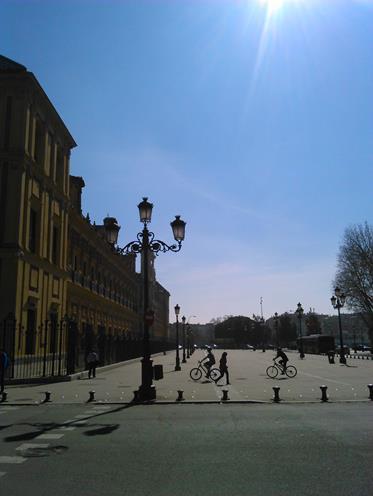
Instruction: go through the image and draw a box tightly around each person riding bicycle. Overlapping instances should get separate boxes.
[201,347,216,378]
[274,348,288,374]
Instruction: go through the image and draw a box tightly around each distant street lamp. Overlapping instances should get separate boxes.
[111,197,186,401]
[331,287,347,365]
[174,304,181,371]
[274,312,279,348]
[186,315,196,359]
[295,303,305,359]
[182,315,186,363]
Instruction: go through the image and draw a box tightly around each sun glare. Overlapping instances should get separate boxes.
[260,0,286,15]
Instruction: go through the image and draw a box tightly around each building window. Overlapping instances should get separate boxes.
[56,146,64,189]
[52,225,59,265]
[34,118,44,165]
[46,133,54,176]
[26,308,37,354]
[49,313,58,354]
[29,208,38,253]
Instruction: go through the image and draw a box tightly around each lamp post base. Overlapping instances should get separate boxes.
[175,365,181,371]
[136,385,156,402]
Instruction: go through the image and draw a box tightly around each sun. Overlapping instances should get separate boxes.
[260,0,286,14]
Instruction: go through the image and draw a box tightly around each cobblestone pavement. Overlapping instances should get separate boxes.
[2,349,373,404]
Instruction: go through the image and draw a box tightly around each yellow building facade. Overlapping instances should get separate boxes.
[0,55,74,356]
[0,55,170,377]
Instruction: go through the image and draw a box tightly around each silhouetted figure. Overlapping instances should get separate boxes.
[201,347,216,378]
[215,352,230,385]
[87,350,98,379]
[275,348,288,374]
[0,349,9,393]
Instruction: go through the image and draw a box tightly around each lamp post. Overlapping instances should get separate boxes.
[274,312,279,348]
[175,304,181,371]
[112,197,186,401]
[331,287,347,364]
[182,315,186,363]
[186,315,196,359]
[295,303,305,359]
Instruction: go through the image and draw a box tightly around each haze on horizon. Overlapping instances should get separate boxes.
[1,0,372,323]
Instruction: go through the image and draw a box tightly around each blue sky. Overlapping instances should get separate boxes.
[2,0,372,323]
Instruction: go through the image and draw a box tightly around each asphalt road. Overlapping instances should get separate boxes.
[1,402,372,496]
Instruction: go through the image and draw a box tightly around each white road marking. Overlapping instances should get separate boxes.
[16,443,49,451]
[36,433,64,440]
[92,406,111,410]
[72,421,87,426]
[58,426,76,431]
[0,456,27,464]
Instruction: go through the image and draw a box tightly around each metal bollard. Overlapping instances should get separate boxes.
[176,390,184,401]
[368,384,373,401]
[43,391,51,403]
[272,386,281,403]
[1,391,7,402]
[88,390,96,402]
[221,389,229,401]
[320,385,328,402]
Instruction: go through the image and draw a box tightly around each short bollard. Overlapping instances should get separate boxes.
[1,391,7,402]
[368,384,373,400]
[43,391,51,403]
[320,385,328,402]
[272,386,281,403]
[133,390,140,402]
[176,390,184,401]
[221,389,229,401]
[88,390,96,402]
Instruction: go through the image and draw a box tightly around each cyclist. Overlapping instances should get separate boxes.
[274,348,289,374]
[201,347,216,378]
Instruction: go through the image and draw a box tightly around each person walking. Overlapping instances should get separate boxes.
[87,350,98,379]
[0,349,10,394]
[215,351,230,386]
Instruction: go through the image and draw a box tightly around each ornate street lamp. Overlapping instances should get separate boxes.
[174,304,181,371]
[295,302,305,359]
[186,315,196,359]
[112,198,186,401]
[274,312,279,348]
[181,316,186,363]
[331,287,347,364]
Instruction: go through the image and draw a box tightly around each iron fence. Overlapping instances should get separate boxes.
[0,317,173,381]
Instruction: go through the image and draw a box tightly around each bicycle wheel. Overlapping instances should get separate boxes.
[285,366,297,378]
[209,368,220,381]
[266,365,278,379]
[190,368,202,381]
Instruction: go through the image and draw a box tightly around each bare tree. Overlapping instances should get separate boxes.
[334,222,373,343]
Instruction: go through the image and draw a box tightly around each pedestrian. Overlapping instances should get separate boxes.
[87,350,98,379]
[0,349,10,393]
[215,352,230,385]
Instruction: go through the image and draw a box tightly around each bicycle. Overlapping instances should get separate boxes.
[190,361,220,381]
[266,359,297,379]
